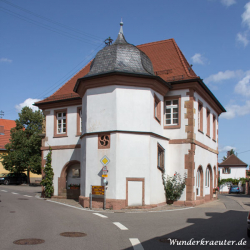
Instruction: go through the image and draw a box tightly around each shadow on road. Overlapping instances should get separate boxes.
[124,210,250,250]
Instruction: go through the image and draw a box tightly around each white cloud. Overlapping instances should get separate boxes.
[0,58,12,63]
[204,70,242,84]
[220,100,250,119]
[15,98,41,113]
[235,71,250,96]
[220,0,236,7]
[236,32,249,47]
[242,2,250,29]
[191,53,206,65]
[219,145,236,152]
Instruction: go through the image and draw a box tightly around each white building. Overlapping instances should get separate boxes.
[35,22,226,209]
[218,153,248,193]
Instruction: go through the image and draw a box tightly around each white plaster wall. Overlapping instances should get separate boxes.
[194,92,218,151]
[163,89,189,139]
[167,143,190,201]
[51,148,81,195]
[219,167,246,179]
[194,146,217,197]
[44,106,81,147]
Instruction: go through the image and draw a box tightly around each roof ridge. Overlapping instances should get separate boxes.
[171,39,192,77]
[137,38,174,48]
[219,154,248,166]
[49,60,93,98]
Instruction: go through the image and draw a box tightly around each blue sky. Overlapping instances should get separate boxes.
[1,0,250,166]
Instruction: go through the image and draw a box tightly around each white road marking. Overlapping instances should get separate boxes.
[12,192,19,195]
[93,213,108,218]
[129,238,144,250]
[1,190,7,192]
[113,222,128,230]
[46,199,89,211]
[23,195,32,197]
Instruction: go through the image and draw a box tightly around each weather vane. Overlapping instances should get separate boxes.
[104,37,113,46]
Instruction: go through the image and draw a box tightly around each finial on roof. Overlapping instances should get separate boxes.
[119,18,123,34]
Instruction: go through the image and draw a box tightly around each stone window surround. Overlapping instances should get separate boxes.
[76,107,82,136]
[54,108,67,138]
[157,143,165,172]
[206,108,210,138]
[164,95,181,129]
[154,94,161,124]
[198,100,203,134]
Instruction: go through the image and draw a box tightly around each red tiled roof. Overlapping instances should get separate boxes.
[35,38,197,105]
[219,154,248,167]
[0,119,16,130]
[0,119,16,150]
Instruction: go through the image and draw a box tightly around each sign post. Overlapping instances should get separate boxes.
[90,185,106,210]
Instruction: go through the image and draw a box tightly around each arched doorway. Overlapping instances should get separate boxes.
[196,166,203,198]
[58,160,80,198]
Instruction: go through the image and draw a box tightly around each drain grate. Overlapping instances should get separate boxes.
[159,238,181,243]
[60,232,87,237]
[13,239,45,245]
[18,198,29,200]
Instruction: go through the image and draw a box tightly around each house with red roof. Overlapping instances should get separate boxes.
[0,119,42,183]
[35,22,226,208]
[218,152,248,193]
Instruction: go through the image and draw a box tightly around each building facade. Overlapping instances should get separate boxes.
[35,23,226,209]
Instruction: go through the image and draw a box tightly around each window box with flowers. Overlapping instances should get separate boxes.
[68,184,80,190]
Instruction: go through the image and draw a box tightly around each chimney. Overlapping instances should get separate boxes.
[0,126,4,135]
[227,151,231,158]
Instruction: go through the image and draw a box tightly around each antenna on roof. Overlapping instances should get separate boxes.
[0,110,4,119]
[104,37,113,46]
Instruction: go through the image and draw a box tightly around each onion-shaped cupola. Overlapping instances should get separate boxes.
[85,21,155,77]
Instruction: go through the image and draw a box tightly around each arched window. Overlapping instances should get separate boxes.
[205,167,210,187]
[196,169,201,196]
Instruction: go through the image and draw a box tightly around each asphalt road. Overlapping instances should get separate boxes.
[0,185,250,250]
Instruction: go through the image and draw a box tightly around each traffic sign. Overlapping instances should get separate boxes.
[92,186,104,195]
[102,174,108,178]
[100,155,110,166]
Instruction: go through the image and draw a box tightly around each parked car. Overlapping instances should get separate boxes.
[0,173,27,185]
[247,212,250,237]
[229,185,240,194]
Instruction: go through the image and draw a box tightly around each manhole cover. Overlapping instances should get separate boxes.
[18,198,29,200]
[60,232,87,237]
[13,239,45,245]
[159,238,181,243]
[10,211,15,213]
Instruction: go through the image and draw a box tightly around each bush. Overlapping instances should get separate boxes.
[162,172,186,201]
[40,147,54,198]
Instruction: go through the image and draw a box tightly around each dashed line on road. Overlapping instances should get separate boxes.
[113,222,128,230]
[129,238,144,250]
[1,190,7,192]
[93,213,108,218]
[12,192,19,195]
[23,195,32,198]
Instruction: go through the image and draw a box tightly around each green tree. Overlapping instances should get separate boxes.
[41,147,54,198]
[0,107,44,182]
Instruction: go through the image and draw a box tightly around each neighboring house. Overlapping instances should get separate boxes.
[35,23,226,209]
[218,152,248,193]
[0,119,42,183]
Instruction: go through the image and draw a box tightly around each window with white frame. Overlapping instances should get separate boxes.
[165,99,179,125]
[57,112,66,134]
[205,167,210,187]
[222,167,231,174]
